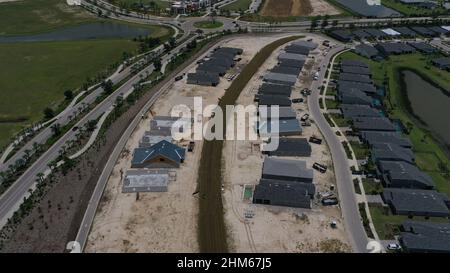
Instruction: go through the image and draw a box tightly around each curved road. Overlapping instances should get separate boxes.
[308,44,368,252]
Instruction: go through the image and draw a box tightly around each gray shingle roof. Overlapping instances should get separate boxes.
[262,157,313,182]
[278,59,305,68]
[257,83,292,96]
[354,44,380,58]
[352,117,397,131]
[393,27,417,36]
[382,188,449,217]
[253,180,312,208]
[278,52,308,62]
[264,72,298,86]
[408,42,436,54]
[372,143,415,164]
[360,131,412,148]
[338,88,373,105]
[257,94,292,106]
[263,138,312,157]
[259,178,316,197]
[271,65,302,75]
[378,160,435,189]
[400,221,450,253]
[284,44,311,55]
[340,104,381,118]
[258,119,302,137]
[338,80,377,94]
[259,106,297,120]
[340,65,372,75]
[339,72,373,84]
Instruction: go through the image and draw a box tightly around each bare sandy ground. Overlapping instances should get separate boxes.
[261,0,339,17]
[222,36,350,253]
[85,35,290,253]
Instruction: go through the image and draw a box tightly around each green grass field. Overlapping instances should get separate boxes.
[0,39,139,149]
[220,0,252,12]
[381,0,448,16]
[0,0,99,35]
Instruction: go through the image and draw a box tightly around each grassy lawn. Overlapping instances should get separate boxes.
[369,203,450,239]
[381,0,448,16]
[349,141,370,160]
[362,178,383,195]
[194,20,224,29]
[0,0,98,35]
[329,113,350,127]
[325,99,340,109]
[0,39,140,150]
[220,0,252,12]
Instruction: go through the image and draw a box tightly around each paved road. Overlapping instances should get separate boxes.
[308,44,369,253]
[0,34,198,230]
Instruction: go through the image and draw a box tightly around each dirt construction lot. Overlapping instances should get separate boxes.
[223,35,350,253]
[85,35,291,253]
[260,0,339,17]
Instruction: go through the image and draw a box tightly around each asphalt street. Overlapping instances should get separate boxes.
[308,44,369,253]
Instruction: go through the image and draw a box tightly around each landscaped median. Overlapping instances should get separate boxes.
[194,20,224,29]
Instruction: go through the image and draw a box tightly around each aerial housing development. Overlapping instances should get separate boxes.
[0,0,449,259]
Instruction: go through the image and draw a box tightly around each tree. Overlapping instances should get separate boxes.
[102,79,114,95]
[64,90,74,101]
[153,57,162,72]
[51,123,61,137]
[169,37,176,48]
[43,107,55,120]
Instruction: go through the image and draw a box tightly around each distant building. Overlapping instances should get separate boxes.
[131,140,185,169]
[377,161,435,190]
[372,143,415,164]
[432,57,450,71]
[263,72,298,86]
[360,131,413,148]
[352,117,397,132]
[376,42,416,56]
[122,169,169,193]
[340,65,372,76]
[258,119,302,137]
[257,94,292,107]
[339,73,373,84]
[354,44,380,59]
[329,30,353,42]
[253,179,312,208]
[382,188,449,217]
[340,104,381,118]
[400,221,450,253]
[338,81,377,95]
[258,106,297,120]
[261,157,313,183]
[408,42,436,54]
[263,138,312,157]
[257,83,292,96]
[337,87,374,105]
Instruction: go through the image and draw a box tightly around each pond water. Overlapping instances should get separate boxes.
[0,22,152,43]
[335,0,401,18]
[402,70,450,146]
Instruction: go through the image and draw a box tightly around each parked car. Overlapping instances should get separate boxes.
[175,75,183,81]
[309,136,322,145]
[313,162,327,173]
[188,141,195,152]
[301,120,311,127]
[322,197,338,206]
[300,114,310,121]
[292,98,304,103]
[387,243,401,251]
